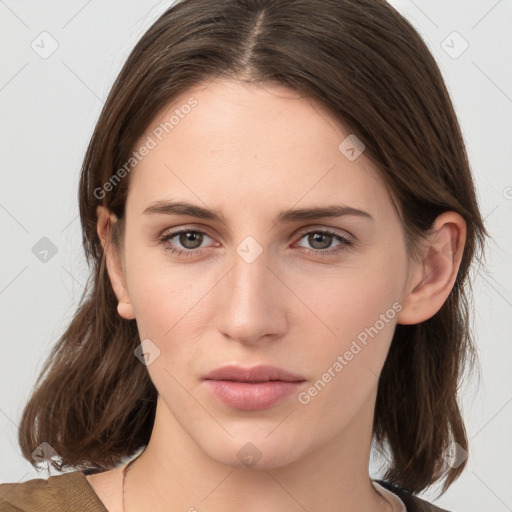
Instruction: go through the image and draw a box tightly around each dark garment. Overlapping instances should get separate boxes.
[375,479,453,512]
[0,471,453,511]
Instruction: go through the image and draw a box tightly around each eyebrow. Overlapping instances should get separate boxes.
[142,200,374,224]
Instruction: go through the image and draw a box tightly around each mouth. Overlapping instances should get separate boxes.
[203,364,306,410]
[204,364,306,383]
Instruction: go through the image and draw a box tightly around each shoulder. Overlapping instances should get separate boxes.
[0,471,108,512]
[374,479,455,512]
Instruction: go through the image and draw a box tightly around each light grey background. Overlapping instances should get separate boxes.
[0,1,511,510]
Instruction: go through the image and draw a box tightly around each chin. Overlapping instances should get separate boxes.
[197,429,308,471]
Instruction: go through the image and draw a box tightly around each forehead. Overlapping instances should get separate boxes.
[125,79,394,223]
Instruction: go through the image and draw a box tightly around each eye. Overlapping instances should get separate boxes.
[295,229,353,257]
[157,227,354,258]
[158,229,214,257]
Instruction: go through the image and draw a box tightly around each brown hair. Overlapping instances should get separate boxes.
[18,0,489,496]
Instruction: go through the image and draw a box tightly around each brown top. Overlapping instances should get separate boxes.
[0,471,108,511]
[0,472,453,512]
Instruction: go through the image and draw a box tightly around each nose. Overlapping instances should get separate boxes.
[216,245,288,345]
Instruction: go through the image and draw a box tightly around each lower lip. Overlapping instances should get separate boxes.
[204,380,305,411]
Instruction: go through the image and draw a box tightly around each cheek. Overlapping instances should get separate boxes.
[293,254,403,391]
[297,297,399,422]
[123,241,204,332]
[296,257,403,342]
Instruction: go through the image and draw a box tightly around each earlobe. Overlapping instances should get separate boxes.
[396,212,466,325]
[96,205,136,321]
[117,301,135,320]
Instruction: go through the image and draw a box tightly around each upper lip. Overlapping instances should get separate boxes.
[204,364,305,383]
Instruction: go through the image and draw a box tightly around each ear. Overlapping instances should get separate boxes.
[96,205,135,320]
[396,211,466,325]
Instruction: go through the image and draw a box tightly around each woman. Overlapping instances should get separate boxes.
[0,0,488,510]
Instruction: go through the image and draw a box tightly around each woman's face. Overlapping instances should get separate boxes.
[109,79,417,468]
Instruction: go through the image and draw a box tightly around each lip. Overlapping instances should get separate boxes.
[204,364,305,383]
[203,365,306,411]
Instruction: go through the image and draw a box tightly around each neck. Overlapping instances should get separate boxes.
[122,392,392,512]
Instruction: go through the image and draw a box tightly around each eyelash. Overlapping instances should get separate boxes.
[157,227,353,259]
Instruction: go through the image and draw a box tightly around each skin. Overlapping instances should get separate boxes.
[89,79,466,512]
